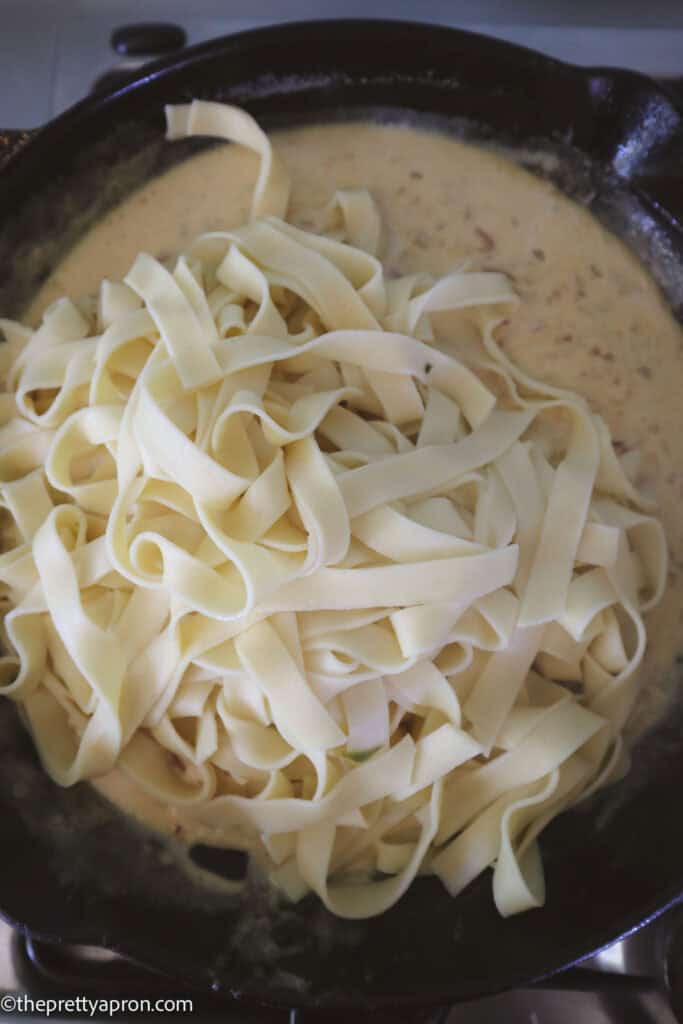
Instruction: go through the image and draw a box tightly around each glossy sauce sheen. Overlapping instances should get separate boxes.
[28,123,683,842]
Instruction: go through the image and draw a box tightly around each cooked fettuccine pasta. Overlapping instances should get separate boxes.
[0,101,668,919]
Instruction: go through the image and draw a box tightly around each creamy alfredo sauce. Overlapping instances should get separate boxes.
[27,122,683,846]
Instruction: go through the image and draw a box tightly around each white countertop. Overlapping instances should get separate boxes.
[2,0,683,128]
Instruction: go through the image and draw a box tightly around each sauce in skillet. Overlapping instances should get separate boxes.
[27,122,683,844]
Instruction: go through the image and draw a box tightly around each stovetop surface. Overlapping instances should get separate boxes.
[4,0,683,128]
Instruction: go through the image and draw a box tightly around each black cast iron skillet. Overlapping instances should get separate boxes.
[1,19,683,1015]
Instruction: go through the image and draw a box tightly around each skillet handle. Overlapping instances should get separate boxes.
[0,129,36,169]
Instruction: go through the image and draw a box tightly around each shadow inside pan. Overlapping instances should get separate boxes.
[189,845,249,882]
